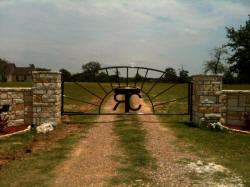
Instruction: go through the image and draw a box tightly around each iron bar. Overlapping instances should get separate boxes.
[99,66,165,74]
[105,69,113,90]
[96,81,108,94]
[134,67,139,87]
[153,96,188,107]
[61,82,64,115]
[62,112,189,115]
[63,95,99,106]
[116,67,120,88]
[146,72,166,95]
[188,82,190,115]
[94,74,108,94]
[151,83,178,101]
[126,67,129,87]
[141,69,148,90]
[98,89,113,114]
[190,82,193,121]
[74,82,102,100]
[140,88,155,113]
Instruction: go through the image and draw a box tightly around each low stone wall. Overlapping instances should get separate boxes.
[0,88,33,126]
[221,90,250,127]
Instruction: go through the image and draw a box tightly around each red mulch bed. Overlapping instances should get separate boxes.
[225,125,250,133]
[0,125,29,136]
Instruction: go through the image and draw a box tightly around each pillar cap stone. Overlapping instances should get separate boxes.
[192,74,223,77]
[32,71,61,74]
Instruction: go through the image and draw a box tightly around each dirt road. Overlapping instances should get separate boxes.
[53,97,121,186]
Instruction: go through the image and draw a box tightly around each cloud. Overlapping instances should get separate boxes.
[184,28,200,36]
[0,0,249,74]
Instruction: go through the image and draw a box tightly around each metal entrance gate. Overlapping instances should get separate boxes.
[61,66,193,120]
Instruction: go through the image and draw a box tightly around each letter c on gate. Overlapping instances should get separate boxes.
[129,93,142,111]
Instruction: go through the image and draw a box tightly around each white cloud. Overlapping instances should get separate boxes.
[184,28,200,36]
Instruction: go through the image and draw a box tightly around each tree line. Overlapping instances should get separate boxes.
[204,15,250,83]
[60,61,191,83]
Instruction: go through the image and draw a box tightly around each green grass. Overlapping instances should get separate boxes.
[0,129,37,157]
[110,115,156,186]
[0,82,33,87]
[63,82,111,112]
[0,123,92,187]
[1,81,250,185]
[223,84,250,90]
[141,82,250,185]
[0,82,102,186]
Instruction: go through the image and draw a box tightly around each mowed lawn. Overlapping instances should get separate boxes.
[141,82,250,186]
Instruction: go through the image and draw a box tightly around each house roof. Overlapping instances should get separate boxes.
[13,67,35,76]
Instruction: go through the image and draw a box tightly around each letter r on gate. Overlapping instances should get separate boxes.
[113,88,142,113]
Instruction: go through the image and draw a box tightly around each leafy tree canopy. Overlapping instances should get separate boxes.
[178,68,190,82]
[60,68,71,81]
[0,58,8,73]
[165,67,177,82]
[203,46,228,74]
[36,67,51,71]
[226,15,250,82]
[82,61,101,81]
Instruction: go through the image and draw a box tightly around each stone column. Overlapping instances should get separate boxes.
[192,75,222,125]
[32,71,61,126]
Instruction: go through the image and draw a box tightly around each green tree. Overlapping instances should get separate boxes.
[0,58,8,82]
[96,72,109,82]
[82,61,101,81]
[164,67,177,82]
[203,46,228,74]
[178,67,190,82]
[226,15,250,82]
[36,67,51,71]
[0,58,8,73]
[60,68,71,81]
[134,72,143,82]
[29,64,35,69]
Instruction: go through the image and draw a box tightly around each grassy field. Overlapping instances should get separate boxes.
[63,82,112,113]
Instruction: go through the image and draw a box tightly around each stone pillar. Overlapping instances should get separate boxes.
[192,75,222,125]
[32,71,61,126]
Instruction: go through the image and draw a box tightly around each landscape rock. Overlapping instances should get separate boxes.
[36,122,54,133]
[188,161,228,174]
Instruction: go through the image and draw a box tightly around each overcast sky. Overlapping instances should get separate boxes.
[0,0,249,75]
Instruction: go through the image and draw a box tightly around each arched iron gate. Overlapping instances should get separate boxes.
[61,66,193,120]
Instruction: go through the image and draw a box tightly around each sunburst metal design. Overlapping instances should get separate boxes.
[61,66,193,120]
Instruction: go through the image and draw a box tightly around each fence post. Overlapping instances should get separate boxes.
[32,71,61,126]
[192,75,222,126]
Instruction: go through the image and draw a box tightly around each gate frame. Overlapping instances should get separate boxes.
[61,66,193,120]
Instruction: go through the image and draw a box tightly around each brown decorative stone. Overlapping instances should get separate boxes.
[35,95,42,102]
[12,104,24,111]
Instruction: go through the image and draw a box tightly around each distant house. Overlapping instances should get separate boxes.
[0,63,35,82]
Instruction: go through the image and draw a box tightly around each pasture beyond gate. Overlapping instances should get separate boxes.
[61,66,193,120]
